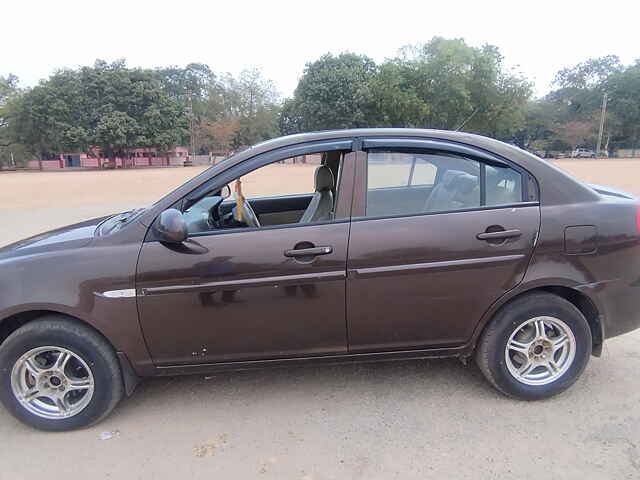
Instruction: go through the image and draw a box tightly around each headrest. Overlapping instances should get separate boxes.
[315,165,334,192]
[443,170,477,194]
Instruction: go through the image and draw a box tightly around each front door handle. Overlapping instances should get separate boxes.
[476,229,522,241]
[284,246,333,258]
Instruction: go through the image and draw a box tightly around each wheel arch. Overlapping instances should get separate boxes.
[0,309,98,346]
[472,285,604,357]
[0,309,139,395]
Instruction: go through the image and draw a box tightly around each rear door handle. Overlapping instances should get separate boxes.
[284,246,333,257]
[476,229,522,241]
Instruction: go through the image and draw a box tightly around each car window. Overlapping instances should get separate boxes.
[366,151,479,217]
[367,152,413,188]
[184,152,343,235]
[411,161,437,186]
[367,152,438,189]
[485,165,523,206]
[365,150,525,218]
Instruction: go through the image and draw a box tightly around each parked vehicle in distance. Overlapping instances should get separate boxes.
[572,148,596,158]
[1,128,640,431]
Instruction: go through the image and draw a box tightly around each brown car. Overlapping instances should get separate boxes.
[2,128,640,431]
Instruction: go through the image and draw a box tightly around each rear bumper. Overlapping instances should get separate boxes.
[580,278,640,340]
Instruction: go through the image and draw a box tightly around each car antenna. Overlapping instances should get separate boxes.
[455,108,479,131]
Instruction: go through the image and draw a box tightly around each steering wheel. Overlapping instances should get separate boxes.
[207,196,225,229]
[233,196,261,228]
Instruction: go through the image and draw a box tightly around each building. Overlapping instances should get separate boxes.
[27,147,189,170]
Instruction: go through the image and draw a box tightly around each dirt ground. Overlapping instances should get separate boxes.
[1,160,640,479]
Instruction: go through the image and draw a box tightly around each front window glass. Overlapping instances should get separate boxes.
[184,151,343,235]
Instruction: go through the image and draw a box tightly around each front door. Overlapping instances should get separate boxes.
[346,145,541,352]
[136,148,354,366]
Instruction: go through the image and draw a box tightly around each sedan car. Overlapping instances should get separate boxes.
[1,128,640,431]
[571,148,597,158]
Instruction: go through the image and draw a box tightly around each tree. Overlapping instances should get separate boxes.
[514,100,569,152]
[280,53,377,133]
[156,63,215,150]
[358,62,429,127]
[10,60,187,160]
[281,39,531,140]
[0,74,20,145]
[395,38,532,136]
[558,118,599,149]
[0,74,26,167]
[538,55,633,153]
[554,55,622,89]
[605,61,640,152]
[196,68,281,150]
[196,118,240,153]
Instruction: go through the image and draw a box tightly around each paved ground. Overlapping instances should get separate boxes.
[1,161,639,479]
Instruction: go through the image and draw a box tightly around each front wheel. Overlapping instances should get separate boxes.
[476,293,592,400]
[0,316,124,431]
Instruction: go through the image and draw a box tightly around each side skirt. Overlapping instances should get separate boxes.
[151,345,471,377]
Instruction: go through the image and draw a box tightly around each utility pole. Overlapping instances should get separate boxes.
[596,93,608,157]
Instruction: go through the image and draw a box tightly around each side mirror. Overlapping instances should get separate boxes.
[220,184,231,199]
[153,208,187,243]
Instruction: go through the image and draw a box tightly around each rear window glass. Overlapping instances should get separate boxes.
[365,150,526,218]
[485,165,523,206]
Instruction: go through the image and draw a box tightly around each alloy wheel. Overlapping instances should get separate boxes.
[504,316,576,386]
[10,346,95,419]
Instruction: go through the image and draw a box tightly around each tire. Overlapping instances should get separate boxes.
[0,315,124,431]
[476,293,592,400]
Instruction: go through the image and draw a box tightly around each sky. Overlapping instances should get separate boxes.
[2,0,638,99]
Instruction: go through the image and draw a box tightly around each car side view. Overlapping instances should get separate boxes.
[1,128,639,431]
[571,148,597,158]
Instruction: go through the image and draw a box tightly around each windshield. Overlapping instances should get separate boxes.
[150,155,236,208]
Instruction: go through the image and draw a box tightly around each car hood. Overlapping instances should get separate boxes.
[589,183,637,200]
[0,216,109,258]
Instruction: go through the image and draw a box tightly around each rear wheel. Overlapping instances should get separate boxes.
[0,316,124,431]
[476,293,592,399]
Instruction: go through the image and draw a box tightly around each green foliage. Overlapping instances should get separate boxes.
[10,60,187,159]
[523,55,638,152]
[154,66,281,152]
[358,62,429,127]
[0,74,20,142]
[227,69,280,147]
[554,56,622,89]
[281,39,532,140]
[281,53,377,133]
[0,74,34,167]
[605,61,640,148]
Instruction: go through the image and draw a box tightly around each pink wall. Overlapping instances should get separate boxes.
[27,160,63,169]
[27,149,188,170]
[81,158,100,168]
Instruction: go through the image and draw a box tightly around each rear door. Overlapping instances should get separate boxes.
[346,140,541,352]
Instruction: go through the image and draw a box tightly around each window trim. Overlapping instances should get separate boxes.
[362,137,509,167]
[187,217,351,238]
[352,201,541,224]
